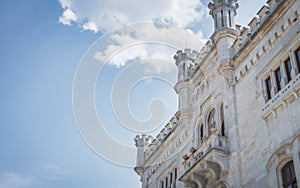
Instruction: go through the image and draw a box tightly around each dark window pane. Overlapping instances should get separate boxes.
[266,76,272,100]
[282,161,298,188]
[290,163,296,178]
[220,103,225,136]
[200,125,203,139]
[285,58,292,82]
[166,177,168,187]
[295,47,300,72]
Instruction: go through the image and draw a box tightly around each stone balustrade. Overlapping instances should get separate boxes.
[182,132,229,171]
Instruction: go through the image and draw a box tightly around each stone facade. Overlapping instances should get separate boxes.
[134,0,300,187]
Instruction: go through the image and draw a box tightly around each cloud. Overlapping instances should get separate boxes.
[0,172,35,188]
[82,21,98,33]
[59,2,207,72]
[58,0,71,9]
[92,23,205,70]
[58,0,208,33]
[59,8,77,25]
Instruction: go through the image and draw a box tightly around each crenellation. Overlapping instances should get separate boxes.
[240,27,250,42]
[257,5,270,22]
[267,0,283,13]
[248,16,261,34]
[135,134,153,147]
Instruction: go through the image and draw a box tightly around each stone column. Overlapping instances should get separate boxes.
[289,50,299,77]
[280,61,288,87]
[270,70,277,96]
[261,79,268,102]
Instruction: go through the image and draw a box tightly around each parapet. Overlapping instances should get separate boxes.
[134,134,153,147]
[232,0,286,54]
[173,48,198,65]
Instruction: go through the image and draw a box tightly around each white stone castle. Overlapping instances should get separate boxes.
[134,0,300,187]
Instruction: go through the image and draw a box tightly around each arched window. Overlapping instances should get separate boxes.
[281,161,297,188]
[197,124,204,147]
[208,109,216,135]
[220,103,225,136]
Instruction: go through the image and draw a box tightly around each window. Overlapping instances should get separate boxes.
[200,125,204,140]
[197,124,204,146]
[275,67,282,92]
[295,47,300,72]
[281,161,298,188]
[165,177,168,187]
[284,58,292,83]
[161,180,164,188]
[174,168,177,180]
[208,109,216,135]
[265,76,272,101]
[170,172,173,184]
[220,103,225,136]
[221,10,224,27]
[229,10,232,27]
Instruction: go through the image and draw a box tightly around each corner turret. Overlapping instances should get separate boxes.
[174,49,197,113]
[134,134,153,181]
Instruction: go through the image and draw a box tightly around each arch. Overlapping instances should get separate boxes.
[276,157,297,188]
[207,108,216,135]
[266,132,300,187]
[194,116,204,148]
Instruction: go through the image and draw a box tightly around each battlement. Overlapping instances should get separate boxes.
[143,115,179,160]
[134,134,153,147]
[233,0,284,49]
[208,0,239,13]
[173,49,198,65]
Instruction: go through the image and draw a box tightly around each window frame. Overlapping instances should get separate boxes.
[295,46,300,73]
[281,161,297,188]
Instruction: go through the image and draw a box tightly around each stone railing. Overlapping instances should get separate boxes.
[182,132,229,171]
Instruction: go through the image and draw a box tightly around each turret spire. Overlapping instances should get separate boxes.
[208,0,239,31]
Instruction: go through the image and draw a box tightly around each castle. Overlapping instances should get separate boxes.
[134,0,300,187]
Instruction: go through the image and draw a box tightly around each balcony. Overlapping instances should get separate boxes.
[179,132,230,188]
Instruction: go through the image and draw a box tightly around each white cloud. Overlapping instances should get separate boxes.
[58,0,207,33]
[59,8,77,25]
[58,0,71,9]
[82,21,98,33]
[0,172,34,188]
[92,23,205,70]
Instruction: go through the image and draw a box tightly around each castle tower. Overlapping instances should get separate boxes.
[173,49,197,114]
[173,49,197,134]
[134,134,152,186]
[209,0,239,73]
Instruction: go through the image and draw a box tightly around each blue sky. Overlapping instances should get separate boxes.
[0,0,265,187]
